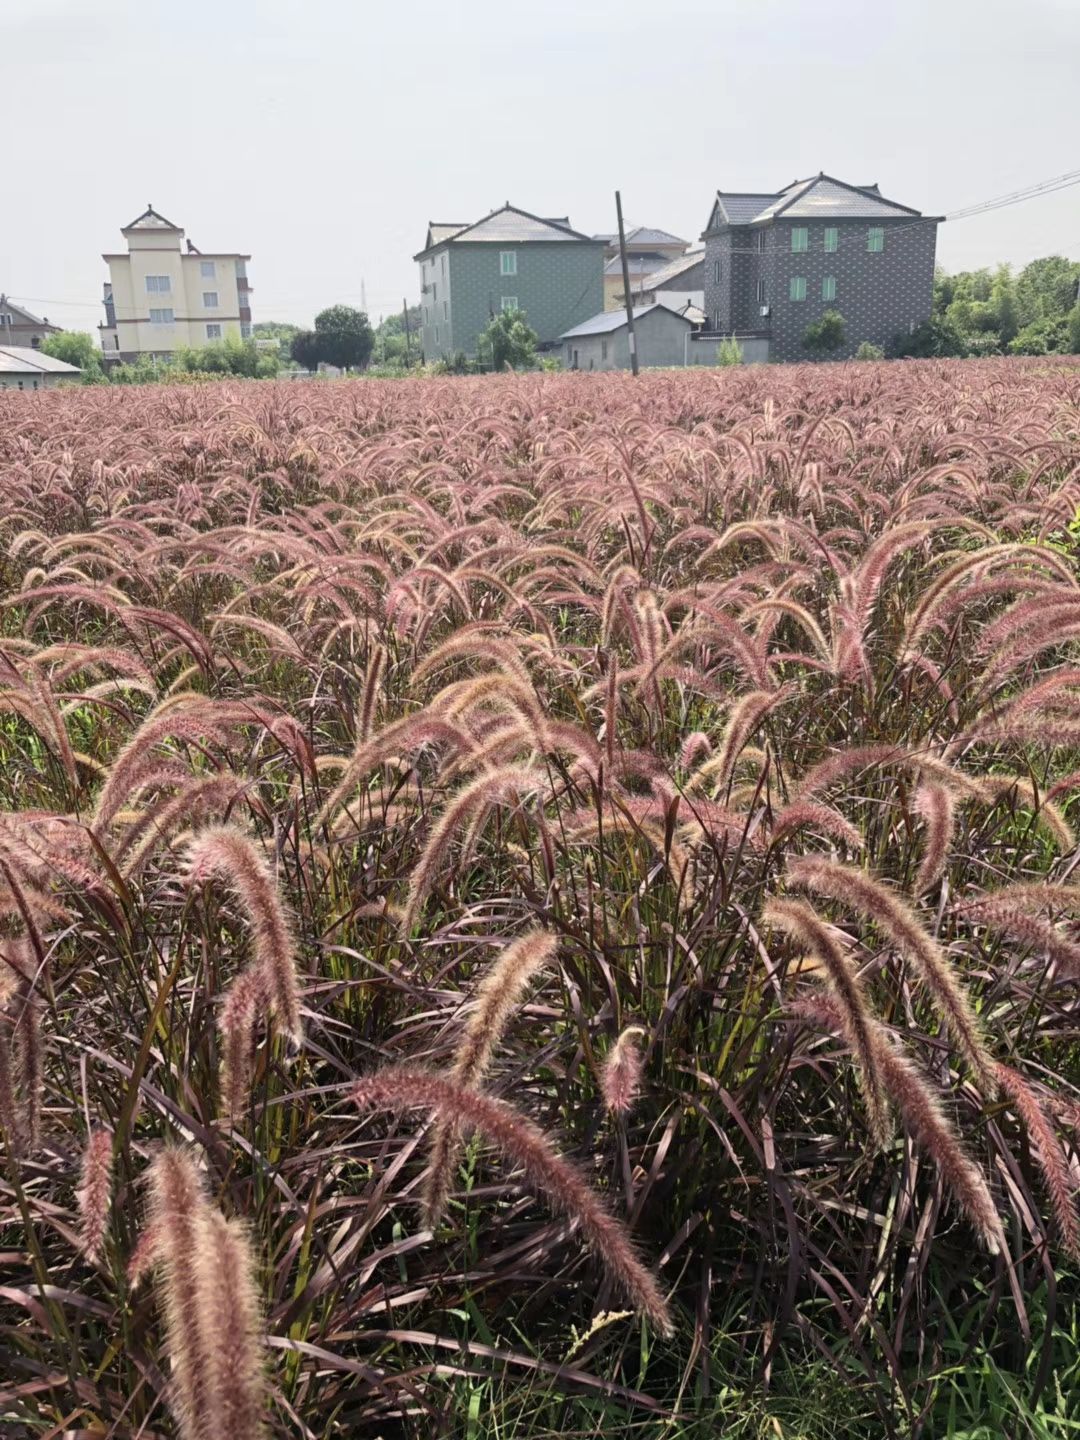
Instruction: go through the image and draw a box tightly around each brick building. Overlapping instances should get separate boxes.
[701,174,941,361]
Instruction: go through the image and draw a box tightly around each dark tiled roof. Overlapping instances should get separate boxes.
[642,248,706,289]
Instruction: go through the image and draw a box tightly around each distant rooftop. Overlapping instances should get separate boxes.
[640,248,706,289]
[560,301,692,339]
[706,174,938,231]
[0,346,81,375]
[417,205,596,258]
[122,204,182,232]
[593,225,688,248]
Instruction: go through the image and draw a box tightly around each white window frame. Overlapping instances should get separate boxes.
[790,227,808,253]
[206,323,222,339]
[200,260,216,278]
[500,296,518,312]
[868,227,885,252]
[145,275,171,293]
[202,291,219,308]
[824,227,838,253]
[149,307,175,324]
[789,277,807,302]
[821,276,836,301]
[500,251,517,276]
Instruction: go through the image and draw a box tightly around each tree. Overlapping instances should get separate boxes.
[855,341,885,360]
[892,317,968,358]
[480,307,538,371]
[803,310,846,357]
[312,305,374,371]
[174,336,279,378]
[252,321,301,363]
[290,330,321,372]
[41,331,103,382]
[990,265,1019,346]
[715,336,742,366]
[1015,256,1080,327]
[1069,302,1080,355]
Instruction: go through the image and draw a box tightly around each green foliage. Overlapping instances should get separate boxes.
[803,309,847,356]
[479,306,538,371]
[371,308,423,371]
[252,321,301,363]
[41,331,104,382]
[854,341,885,360]
[893,316,968,358]
[1069,302,1080,354]
[932,255,1080,358]
[173,336,279,378]
[716,335,743,366]
[313,304,375,371]
[432,350,478,376]
[290,330,321,372]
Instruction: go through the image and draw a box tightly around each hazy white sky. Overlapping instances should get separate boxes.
[3,0,1078,335]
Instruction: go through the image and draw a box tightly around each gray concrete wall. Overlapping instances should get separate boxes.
[686,334,770,366]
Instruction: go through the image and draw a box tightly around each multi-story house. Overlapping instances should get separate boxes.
[99,206,253,365]
[0,297,60,351]
[593,226,690,310]
[701,174,941,362]
[415,205,605,359]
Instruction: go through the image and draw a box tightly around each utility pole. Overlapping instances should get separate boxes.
[615,190,639,376]
[402,298,412,365]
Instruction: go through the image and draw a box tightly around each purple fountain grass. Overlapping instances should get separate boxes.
[218,966,270,1123]
[352,1066,673,1335]
[422,927,556,1225]
[912,781,954,895]
[185,825,302,1044]
[191,1209,268,1439]
[601,1026,646,1117]
[76,1127,114,1265]
[400,765,545,935]
[764,897,892,1147]
[787,855,997,1094]
[955,893,1080,978]
[793,995,1004,1253]
[995,1061,1080,1260]
[710,687,790,797]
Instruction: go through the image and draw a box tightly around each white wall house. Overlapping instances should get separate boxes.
[99,206,253,365]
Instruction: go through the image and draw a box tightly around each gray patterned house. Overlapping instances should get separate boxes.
[700,174,942,361]
[414,205,605,360]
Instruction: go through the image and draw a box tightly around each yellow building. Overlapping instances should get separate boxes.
[99,206,252,364]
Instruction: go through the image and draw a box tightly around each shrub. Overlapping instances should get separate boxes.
[803,309,846,356]
[854,341,885,360]
[716,335,743,366]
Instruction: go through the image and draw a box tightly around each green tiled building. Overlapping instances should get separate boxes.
[415,205,605,360]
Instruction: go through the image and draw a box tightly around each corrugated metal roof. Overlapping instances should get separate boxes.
[0,346,81,374]
[560,302,691,339]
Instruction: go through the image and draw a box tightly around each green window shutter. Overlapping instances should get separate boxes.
[789,276,807,301]
[868,227,884,252]
[791,227,808,253]
[824,228,838,252]
[822,276,836,301]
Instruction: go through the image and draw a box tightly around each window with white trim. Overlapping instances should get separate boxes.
[501,296,518,311]
[149,307,175,324]
[206,323,222,339]
[790,227,808,253]
[867,227,884,252]
[789,277,807,302]
[145,275,171,293]
[821,276,836,301]
[500,251,517,276]
[200,260,215,278]
[824,227,838,253]
[203,292,219,308]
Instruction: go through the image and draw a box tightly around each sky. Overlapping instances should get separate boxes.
[3,0,1079,337]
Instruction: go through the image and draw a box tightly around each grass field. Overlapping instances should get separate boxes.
[1,360,1080,1437]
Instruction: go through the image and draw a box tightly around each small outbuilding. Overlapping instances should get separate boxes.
[0,346,81,390]
[560,302,695,372]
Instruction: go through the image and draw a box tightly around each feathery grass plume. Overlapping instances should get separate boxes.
[400,765,544,935]
[793,995,1004,1253]
[422,927,556,1225]
[314,712,477,827]
[185,826,302,1043]
[0,938,41,1153]
[680,730,711,770]
[604,656,618,771]
[145,1149,215,1434]
[219,967,269,1123]
[792,742,986,803]
[711,687,790,798]
[787,855,996,1094]
[191,1208,267,1439]
[353,1067,672,1334]
[76,1128,114,1265]
[767,801,863,851]
[913,781,954,895]
[995,1061,1080,1260]
[955,893,1080,977]
[127,1220,165,1291]
[357,642,386,743]
[601,1026,646,1117]
[764,897,891,1147]
[117,774,254,878]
